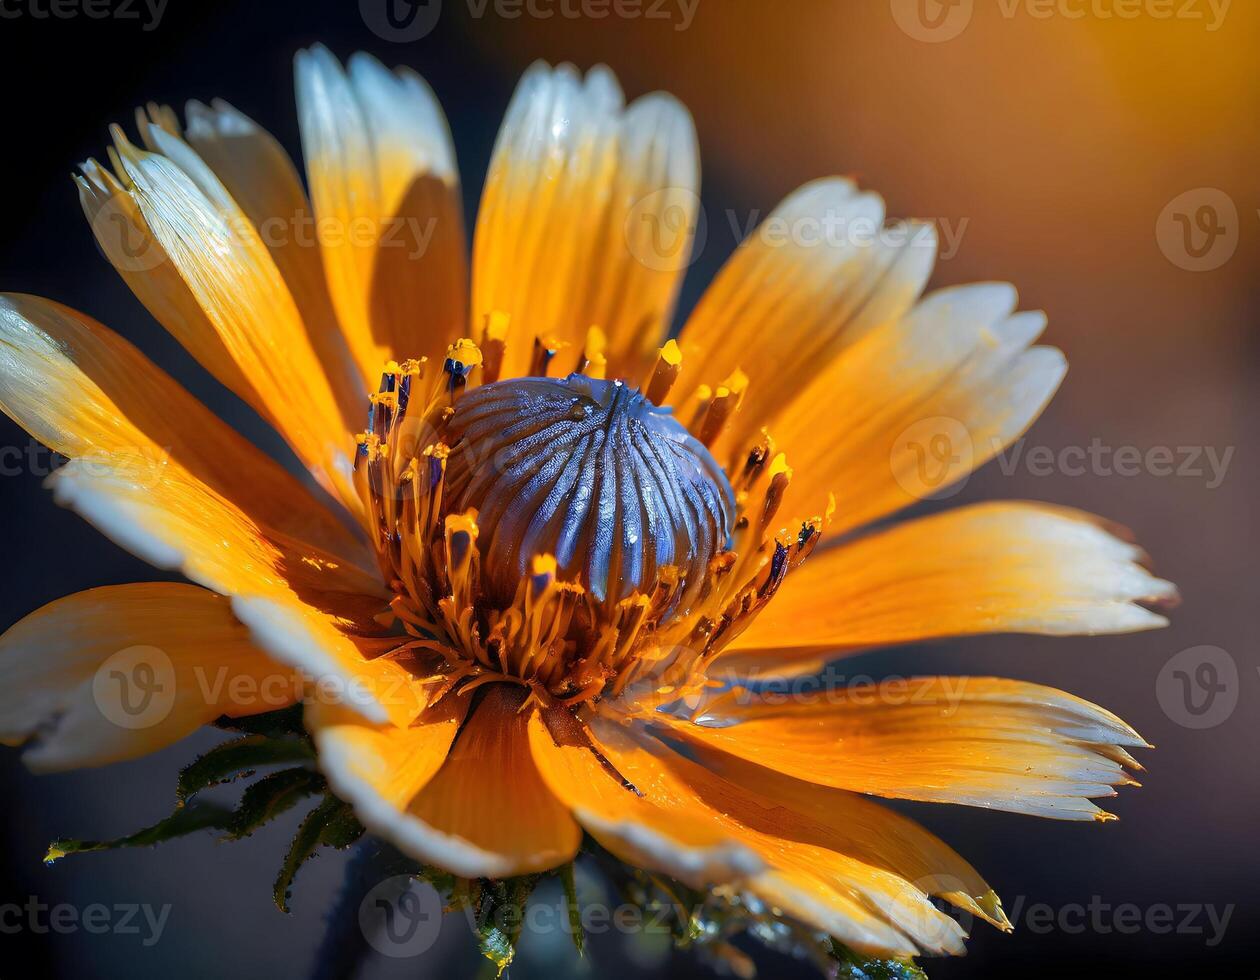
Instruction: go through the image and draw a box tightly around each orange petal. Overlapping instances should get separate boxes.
[532,712,967,956]
[691,746,1009,931]
[776,284,1064,533]
[108,130,361,513]
[0,584,299,771]
[309,690,468,833]
[675,178,934,447]
[663,676,1147,820]
[316,686,579,878]
[0,294,367,567]
[404,687,581,876]
[527,708,767,884]
[180,98,365,423]
[45,448,401,725]
[729,501,1176,665]
[472,62,698,379]
[296,47,467,380]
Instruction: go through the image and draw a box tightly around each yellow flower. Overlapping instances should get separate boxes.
[0,46,1176,959]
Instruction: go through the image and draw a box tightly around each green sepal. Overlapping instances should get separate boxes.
[273,794,364,913]
[830,941,929,980]
[44,802,233,864]
[213,704,306,738]
[559,862,585,957]
[225,767,326,840]
[177,734,315,803]
[470,875,538,977]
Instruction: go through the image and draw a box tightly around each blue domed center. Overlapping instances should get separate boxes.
[441,374,735,608]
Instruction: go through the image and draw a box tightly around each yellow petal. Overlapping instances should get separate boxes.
[472,62,698,379]
[0,584,299,771]
[532,712,964,956]
[691,747,1009,931]
[46,449,398,724]
[729,501,1176,664]
[776,283,1064,532]
[0,294,367,566]
[316,686,579,878]
[112,134,360,513]
[310,691,468,828]
[76,159,259,410]
[663,676,1147,820]
[527,708,767,884]
[675,178,934,447]
[405,687,581,876]
[295,46,467,380]
[180,99,365,422]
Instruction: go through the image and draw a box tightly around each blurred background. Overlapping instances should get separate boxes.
[0,0,1256,976]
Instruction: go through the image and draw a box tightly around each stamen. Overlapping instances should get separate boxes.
[351,328,827,709]
[529,335,567,377]
[480,311,509,384]
[698,368,748,448]
[645,339,682,405]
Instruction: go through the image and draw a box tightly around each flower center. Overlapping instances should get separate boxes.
[441,374,734,610]
[355,345,825,706]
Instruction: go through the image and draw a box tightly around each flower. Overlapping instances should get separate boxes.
[0,46,1177,961]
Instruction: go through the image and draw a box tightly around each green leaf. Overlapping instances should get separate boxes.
[226,768,326,840]
[273,794,364,913]
[45,802,233,864]
[559,863,585,957]
[178,734,315,802]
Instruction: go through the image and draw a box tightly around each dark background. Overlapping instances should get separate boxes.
[1,0,1256,977]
